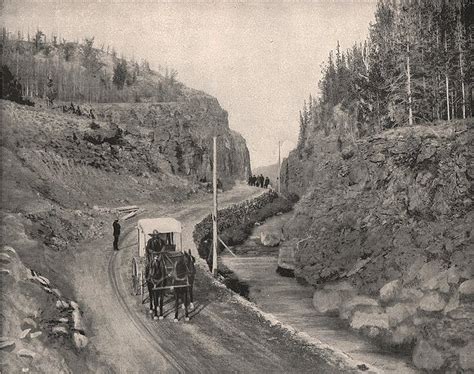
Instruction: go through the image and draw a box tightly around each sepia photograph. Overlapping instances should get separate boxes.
[0,0,472,372]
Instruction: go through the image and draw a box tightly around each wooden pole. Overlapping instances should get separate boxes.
[277,141,281,194]
[212,136,218,276]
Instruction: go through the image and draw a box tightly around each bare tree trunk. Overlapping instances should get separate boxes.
[458,24,466,119]
[445,32,450,121]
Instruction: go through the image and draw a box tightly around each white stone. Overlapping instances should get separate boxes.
[72,309,85,332]
[58,318,69,323]
[35,275,50,286]
[21,318,37,330]
[419,292,446,312]
[30,331,42,339]
[350,311,389,330]
[459,279,474,296]
[443,292,460,315]
[19,329,31,339]
[73,332,89,349]
[379,279,401,303]
[0,340,15,349]
[260,231,281,247]
[70,300,80,310]
[52,326,68,335]
[338,296,379,320]
[17,349,37,359]
[2,246,17,254]
[56,300,69,309]
[459,342,474,370]
[412,339,445,370]
[386,303,417,327]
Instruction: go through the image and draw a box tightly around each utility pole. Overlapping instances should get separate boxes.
[277,141,281,194]
[212,136,218,276]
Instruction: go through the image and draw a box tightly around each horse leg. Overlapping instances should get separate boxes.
[184,289,189,321]
[159,290,164,320]
[152,290,159,320]
[174,290,179,322]
[148,282,154,314]
[189,284,194,309]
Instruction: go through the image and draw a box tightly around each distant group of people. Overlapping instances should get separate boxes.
[248,174,270,189]
[62,102,95,119]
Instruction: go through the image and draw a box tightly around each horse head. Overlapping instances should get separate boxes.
[147,253,166,288]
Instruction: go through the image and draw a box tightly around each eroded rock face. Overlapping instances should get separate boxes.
[92,96,251,184]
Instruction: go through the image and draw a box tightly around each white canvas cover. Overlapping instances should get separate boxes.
[137,218,182,257]
[137,218,182,235]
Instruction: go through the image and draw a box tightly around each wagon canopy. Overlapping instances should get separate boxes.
[137,218,182,236]
[137,218,183,257]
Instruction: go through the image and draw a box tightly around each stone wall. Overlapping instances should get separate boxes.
[193,191,278,260]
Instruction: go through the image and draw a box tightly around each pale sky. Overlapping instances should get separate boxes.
[3,0,376,168]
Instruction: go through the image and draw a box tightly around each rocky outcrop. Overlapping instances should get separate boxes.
[92,92,250,184]
[282,120,473,372]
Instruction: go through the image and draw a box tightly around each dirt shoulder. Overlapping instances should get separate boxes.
[71,183,351,373]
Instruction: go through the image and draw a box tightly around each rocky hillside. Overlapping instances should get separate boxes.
[280,119,474,371]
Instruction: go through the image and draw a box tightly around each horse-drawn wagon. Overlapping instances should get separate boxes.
[131,218,195,321]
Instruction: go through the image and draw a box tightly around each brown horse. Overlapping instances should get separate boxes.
[146,251,195,322]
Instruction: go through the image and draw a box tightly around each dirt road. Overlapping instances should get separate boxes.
[72,184,344,373]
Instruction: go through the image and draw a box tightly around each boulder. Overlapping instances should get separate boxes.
[443,292,460,315]
[313,284,356,315]
[70,300,80,310]
[419,292,446,312]
[21,318,37,330]
[338,296,379,320]
[30,331,42,339]
[459,342,474,370]
[447,305,474,320]
[447,266,461,285]
[459,279,474,296]
[379,279,401,303]
[386,303,417,327]
[52,326,68,335]
[350,311,389,330]
[422,271,450,293]
[0,339,15,350]
[260,232,281,247]
[17,348,37,359]
[73,332,89,349]
[417,260,445,284]
[20,329,31,339]
[72,309,85,332]
[391,324,416,345]
[56,300,69,309]
[412,339,445,371]
[398,287,424,302]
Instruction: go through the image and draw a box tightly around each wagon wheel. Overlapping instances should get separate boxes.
[140,271,146,303]
[131,257,140,295]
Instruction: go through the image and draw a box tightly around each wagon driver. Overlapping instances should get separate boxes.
[146,229,165,256]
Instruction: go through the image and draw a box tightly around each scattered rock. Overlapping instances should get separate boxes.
[260,232,281,247]
[386,303,416,327]
[70,300,80,310]
[459,279,474,297]
[412,339,445,371]
[73,332,89,349]
[350,311,389,330]
[443,292,460,315]
[459,342,474,370]
[379,279,401,303]
[56,300,69,309]
[2,246,17,254]
[313,286,356,315]
[30,331,42,339]
[391,324,416,345]
[72,309,85,332]
[19,329,31,339]
[21,318,37,330]
[419,292,446,312]
[0,339,16,350]
[338,296,379,320]
[52,326,68,335]
[58,318,69,323]
[17,348,37,359]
